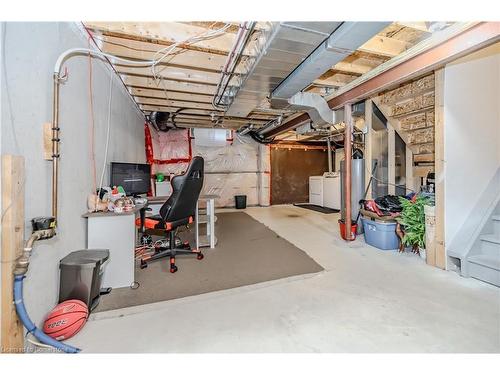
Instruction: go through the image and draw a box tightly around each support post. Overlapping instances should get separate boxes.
[326,137,333,173]
[364,99,373,200]
[344,104,353,240]
[1,155,25,353]
[388,124,396,195]
[434,68,446,269]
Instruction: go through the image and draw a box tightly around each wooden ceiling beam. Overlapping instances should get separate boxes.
[130,88,212,102]
[115,65,222,86]
[122,77,217,95]
[95,34,247,74]
[136,98,215,111]
[133,94,211,105]
[140,104,221,113]
[358,35,413,58]
[332,60,375,76]
[174,114,269,124]
[85,22,255,57]
[120,71,218,88]
[313,72,358,87]
[396,22,431,33]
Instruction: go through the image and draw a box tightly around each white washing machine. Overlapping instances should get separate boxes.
[323,172,341,210]
[309,176,323,206]
[309,173,341,209]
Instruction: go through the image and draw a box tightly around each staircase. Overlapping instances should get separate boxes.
[466,215,500,286]
[373,73,436,183]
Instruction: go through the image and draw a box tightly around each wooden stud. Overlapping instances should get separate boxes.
[359,35,412,58]
[387,124,396,195]
[434,68,446,269]
[406,145,416,192]
[1,155,25,353]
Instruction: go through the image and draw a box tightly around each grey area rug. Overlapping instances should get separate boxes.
[95,212,323,312]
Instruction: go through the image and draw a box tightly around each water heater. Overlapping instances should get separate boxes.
[340,158,365,234]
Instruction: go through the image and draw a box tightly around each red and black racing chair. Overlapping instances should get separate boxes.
[136,156,204,273]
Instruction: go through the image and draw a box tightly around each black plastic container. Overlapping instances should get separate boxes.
[235,195,247,209]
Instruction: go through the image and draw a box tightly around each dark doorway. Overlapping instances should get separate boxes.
[271,146,329,205]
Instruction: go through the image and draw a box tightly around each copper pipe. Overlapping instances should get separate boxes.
[51,74,60,221]
[344,104,352,241]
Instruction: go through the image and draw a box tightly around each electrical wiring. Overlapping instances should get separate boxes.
[97,69,114,198]
[149,22,231,102]
[135,239,171,260]
[364,163,415,193]
[88,53,98,209]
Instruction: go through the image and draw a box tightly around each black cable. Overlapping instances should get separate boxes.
[248,131,275,144]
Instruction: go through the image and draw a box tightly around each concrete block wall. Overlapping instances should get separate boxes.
[1,22,145,325]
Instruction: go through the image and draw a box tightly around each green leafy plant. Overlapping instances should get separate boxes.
[396,195,429,249]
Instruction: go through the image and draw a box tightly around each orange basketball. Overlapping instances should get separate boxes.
[43,299,89,340]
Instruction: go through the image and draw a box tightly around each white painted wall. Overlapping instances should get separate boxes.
[444,42,500,251]
[1,23,145,325]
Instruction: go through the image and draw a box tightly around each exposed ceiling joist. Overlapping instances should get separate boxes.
[313,72,358,87]
[174,115,269,124]
[396,22,431,33]
[85,22,257,56]
[358,35,412,57]
[122,76,217,95]
[115,65,223,85]
[94,34,247,74]
[140,105,275,121]
[136,98,215,110]
[130,88,212,102]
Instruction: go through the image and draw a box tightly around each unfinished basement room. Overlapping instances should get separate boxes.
[1,1,499,372]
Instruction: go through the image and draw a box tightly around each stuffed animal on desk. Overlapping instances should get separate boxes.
[87,193,108,212]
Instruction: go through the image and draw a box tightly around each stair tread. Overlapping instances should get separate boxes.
[480,234,500,244]
[468,254,500,271]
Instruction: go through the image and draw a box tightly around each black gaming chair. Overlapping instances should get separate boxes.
[136,156,205,273]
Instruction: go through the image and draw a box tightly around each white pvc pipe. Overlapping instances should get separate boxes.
[54,47,156,75]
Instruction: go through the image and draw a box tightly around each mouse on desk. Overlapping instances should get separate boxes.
[134,197,148,205]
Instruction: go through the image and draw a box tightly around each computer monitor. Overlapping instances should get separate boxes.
[110,162,151,196]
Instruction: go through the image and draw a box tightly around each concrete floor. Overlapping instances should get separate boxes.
[67,205,500,353]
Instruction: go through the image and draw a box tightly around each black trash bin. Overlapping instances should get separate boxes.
[235,195,247,209]
[59,249,110,311]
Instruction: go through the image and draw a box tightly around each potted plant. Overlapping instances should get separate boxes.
[396,195,429,259]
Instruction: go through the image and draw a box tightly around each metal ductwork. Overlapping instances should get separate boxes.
[270,22,391,107]
[225,22,343,118]
[287,92,344,128]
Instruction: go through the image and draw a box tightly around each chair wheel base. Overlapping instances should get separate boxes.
[140,260,148,269]
[197,253,204,260]
[170,265,178,273]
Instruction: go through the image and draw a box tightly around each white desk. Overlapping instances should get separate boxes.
[82,204,145,289]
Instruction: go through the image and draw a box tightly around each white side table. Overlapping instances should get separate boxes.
[195,194,219,249]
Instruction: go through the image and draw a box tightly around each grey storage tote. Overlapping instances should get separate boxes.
[361,217,400,250]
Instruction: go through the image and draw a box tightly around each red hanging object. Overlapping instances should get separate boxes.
[144,122,154,165]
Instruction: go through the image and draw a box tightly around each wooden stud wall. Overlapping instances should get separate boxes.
[1,155,25,353]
